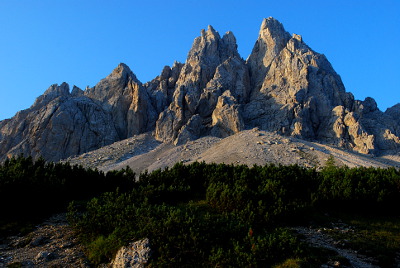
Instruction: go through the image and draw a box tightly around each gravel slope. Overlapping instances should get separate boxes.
[64,129,400,175]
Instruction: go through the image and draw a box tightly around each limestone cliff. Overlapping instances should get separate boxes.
[0,83,119,161]
[1,17,399,161]
[155,26,248,143]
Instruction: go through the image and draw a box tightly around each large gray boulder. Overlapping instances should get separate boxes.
[111,238,151,268]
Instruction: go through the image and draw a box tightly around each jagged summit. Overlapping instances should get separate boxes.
[109,62,133,78]
[1,17,400,162]
[201,25,218,37]
[260,17,289,37]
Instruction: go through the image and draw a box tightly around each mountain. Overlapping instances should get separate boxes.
[1,17,400,162]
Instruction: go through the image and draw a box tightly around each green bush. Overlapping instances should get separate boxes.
[3,157,399,266]
[0,156,136,236]
[68,162,400,266]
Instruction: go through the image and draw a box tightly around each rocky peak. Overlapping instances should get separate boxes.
[185,25,240,70]
[109,63,134,80]
[155,25,244,143]
[45,82,70,96]
[259,17,290,40]
[385,103,400,122]
[355,97,378,114]
[159,65,172,80]
[247,17,291,89]
[222,31,236,45]
[200,25,218,39]
[71,85,84,97]
[145,62,184,114]
[222,31,239,60]
[84,63,140,105]
[33,82,71,108]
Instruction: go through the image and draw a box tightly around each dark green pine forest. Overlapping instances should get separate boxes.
[1,156,400,267]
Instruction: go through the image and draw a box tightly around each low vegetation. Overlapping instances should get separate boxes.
[0,156,135,236]
[1,156,400,266]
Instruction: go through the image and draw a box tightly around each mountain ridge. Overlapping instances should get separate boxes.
[1,17,400,162]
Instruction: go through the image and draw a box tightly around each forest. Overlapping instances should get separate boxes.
[1,156,400,267]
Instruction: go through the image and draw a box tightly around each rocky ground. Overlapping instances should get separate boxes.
[294,223,380,268]
[0,214,89,268]
[0,215,391,268]
[64,129,400,175]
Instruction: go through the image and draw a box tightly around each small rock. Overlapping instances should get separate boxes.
[11,237,30,248]
[60,241,74,248]
[21,260,35,267]
[35,251,55,262]
[30,236,48,247]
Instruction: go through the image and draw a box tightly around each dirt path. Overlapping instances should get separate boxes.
[294,224,379,268]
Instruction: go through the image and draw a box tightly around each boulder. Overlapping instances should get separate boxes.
[211,91,244,138]
[111,238,151,268]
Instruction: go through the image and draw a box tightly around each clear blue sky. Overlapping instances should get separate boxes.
[0,0,399,120]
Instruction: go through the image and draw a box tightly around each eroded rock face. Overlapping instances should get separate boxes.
[247,17,291,90]
[241,17,399,154]
[1,17,400,161]
[244,19,354,140]
[85,63,157,139]
[145,62,184,114]
[155,26,248,143]
[0,84,119,161]
[211,91,244,138]
[0,64,157,161]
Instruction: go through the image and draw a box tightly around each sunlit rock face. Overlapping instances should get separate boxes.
[1,17,399,161]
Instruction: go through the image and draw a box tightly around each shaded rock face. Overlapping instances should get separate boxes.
[211,91,244,138]
[243,18,400,154]
[0,64,157,162]
[0,83,119,161]
[1,17,400,161]
[85,63,157,139]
